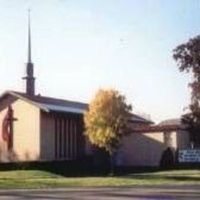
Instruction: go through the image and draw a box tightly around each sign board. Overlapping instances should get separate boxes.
[179,149,200,163]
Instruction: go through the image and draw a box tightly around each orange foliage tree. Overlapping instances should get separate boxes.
[84,89,132,172]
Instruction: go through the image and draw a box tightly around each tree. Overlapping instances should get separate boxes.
[84,89,132,173]
[173,35,200,147]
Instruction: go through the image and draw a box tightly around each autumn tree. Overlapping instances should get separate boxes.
[84,89,132,172]
[173,35,200,147]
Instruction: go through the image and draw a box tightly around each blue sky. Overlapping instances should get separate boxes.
[0,0,199,122]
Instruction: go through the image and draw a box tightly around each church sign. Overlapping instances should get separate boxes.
[178,149,200,163]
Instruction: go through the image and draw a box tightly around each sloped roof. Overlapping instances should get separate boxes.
[129,113,154,124]
[131,118,186,133]
[158,118,181,126]
[0,91,153,124]
[1,91,88,114]
[131,124,183,133]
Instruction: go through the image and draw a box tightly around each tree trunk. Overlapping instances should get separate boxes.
[109,152,114,176]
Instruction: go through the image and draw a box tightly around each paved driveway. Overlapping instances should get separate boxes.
[0,185,199,200]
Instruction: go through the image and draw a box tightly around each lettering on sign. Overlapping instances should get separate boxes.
[179,149,200,163]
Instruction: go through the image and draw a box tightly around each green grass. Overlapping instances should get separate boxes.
[0,169,199,188]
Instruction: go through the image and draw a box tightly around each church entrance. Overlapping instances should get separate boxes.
[54,113,85,160]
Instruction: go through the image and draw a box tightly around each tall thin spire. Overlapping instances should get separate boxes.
[23,9,35,96]
[28,9,31,63]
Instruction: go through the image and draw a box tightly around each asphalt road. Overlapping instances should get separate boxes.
[0,185,199,200]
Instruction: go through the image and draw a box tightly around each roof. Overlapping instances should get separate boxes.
[131,124,183,133]
[158,118,181,126]
[0,91,153,124]
[129,113,154,124]
[1,91,88,114]
[131,118,186,133]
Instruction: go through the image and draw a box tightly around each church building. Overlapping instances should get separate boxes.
[0,14,191,166]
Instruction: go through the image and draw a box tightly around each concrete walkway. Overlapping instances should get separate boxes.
[0,185,199,199]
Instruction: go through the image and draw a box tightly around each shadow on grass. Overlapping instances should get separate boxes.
[0,160,200,178]
[0,159,109,177]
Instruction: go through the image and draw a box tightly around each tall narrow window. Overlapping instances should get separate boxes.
[54,115,83,160]
[59,118,62,158]
[63,119,67,158]
[74,119,77,159]
[55,118,58,158]
[66,118,69,159]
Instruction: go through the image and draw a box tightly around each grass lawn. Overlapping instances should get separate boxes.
[0,169,199,188]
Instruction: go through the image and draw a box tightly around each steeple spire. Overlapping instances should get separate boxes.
[23,9,35,96]
[28,9,31,63]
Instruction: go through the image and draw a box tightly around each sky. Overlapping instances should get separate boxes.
[0,0,199,122]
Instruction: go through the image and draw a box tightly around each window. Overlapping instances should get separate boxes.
[54,115,83,160]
